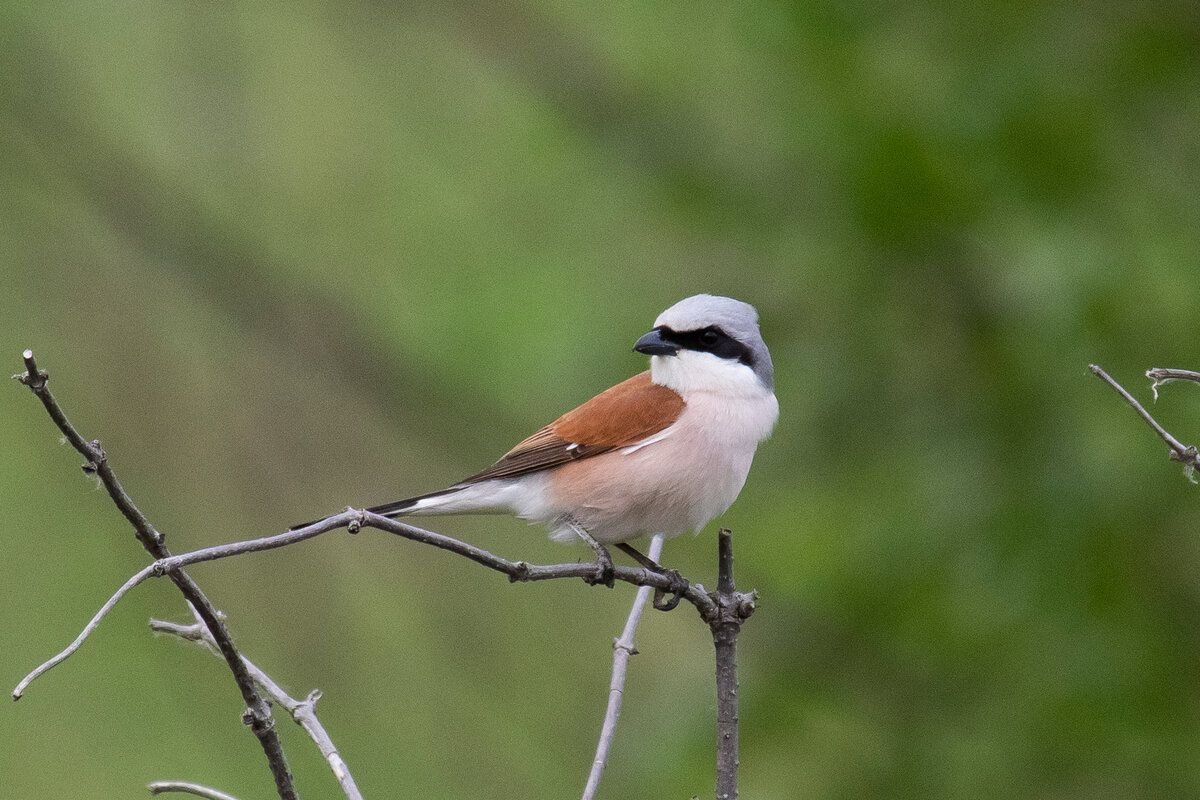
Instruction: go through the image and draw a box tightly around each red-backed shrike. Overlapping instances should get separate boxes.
[304,294,777,583]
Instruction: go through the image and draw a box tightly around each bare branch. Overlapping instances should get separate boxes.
[152,607,363,800]
[13,562,158,699]
[12,513,354,699]
[1147,367,1200,401]
[362,511,718,618]
[15,508,718,700]
[16,349,754,799]
[712,529,757,800]
[147,781,242,800]
[14,350,297,800]
[581,533,665,800]
[1090,364,1200,479]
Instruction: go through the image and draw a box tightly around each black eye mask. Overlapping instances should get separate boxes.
[656,326,757,368]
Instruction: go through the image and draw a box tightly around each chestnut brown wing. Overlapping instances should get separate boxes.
[458,371,684,484]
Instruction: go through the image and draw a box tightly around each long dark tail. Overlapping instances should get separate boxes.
[288,486,461,531]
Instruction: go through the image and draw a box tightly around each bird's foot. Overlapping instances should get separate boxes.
[583,546,616,588]
[653,569,689,612]
[567,518,615,588]
[614,542,688,610]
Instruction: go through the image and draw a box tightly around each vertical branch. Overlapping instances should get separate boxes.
[14,351,297,800]
[581,533,665,800]
[713,530,739,800]
[709,529,755,800]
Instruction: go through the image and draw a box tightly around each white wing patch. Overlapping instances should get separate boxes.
[620,427,675,455]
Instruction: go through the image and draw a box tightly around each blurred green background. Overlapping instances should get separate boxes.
[2,2,1199,798]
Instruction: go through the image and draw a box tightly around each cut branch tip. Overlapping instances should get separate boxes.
[16,349,47,388]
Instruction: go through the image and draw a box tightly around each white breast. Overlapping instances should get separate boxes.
[537,367,778,543]
[649,388,779,532]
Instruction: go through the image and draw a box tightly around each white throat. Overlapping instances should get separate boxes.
[650,350,771,400]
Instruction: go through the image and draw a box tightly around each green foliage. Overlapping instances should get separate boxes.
[2,2,1199,797]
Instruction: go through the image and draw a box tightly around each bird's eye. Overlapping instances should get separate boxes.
[700,329,721,346]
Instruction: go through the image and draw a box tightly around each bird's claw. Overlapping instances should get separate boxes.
[584,550,616,588]
[652,569,688,611]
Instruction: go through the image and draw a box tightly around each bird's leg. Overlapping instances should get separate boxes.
[615,542,662,571]
[616,542,689,612]
[566,518,615,588]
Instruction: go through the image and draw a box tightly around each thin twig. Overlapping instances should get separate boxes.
[12,562,157,699]
[16,348,752,799]
[1090,364,1200,478]
[151,606,363,800]
[147,781,242,800]
[14,350,297,800]
[581,533,665,800]
[12,513,352,699]
[16,510,716,699]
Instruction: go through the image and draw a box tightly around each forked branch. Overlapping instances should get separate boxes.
[14,350,757,800]
[151,606,363,800]
[15,512,716,700]
[14,350,297,800]
[1090,364,1200,478]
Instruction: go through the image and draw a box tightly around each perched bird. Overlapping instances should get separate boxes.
[304,294,778,585]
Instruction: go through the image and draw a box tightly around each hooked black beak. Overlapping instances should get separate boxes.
[633,329,679,356]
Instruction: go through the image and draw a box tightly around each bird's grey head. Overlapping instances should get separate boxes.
[633,294,775,390]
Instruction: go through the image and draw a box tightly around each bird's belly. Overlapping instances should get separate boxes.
[544,430,755,544]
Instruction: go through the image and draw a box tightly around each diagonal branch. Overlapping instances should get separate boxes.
[151,606,363,800]
[13,561,158,699]
[581,533,665,800]
[15,348,754,799]
[1090,364,1200,478]
[14,350,298,800]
